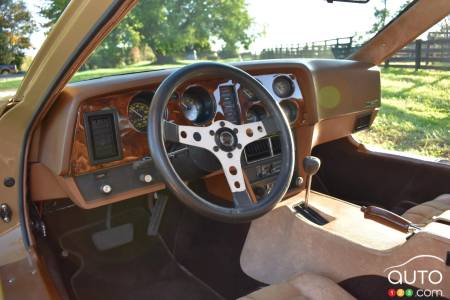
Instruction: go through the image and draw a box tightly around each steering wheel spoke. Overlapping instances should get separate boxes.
[172,120,267,194]
[163,121,180,143]
[232,190,254,209]
[261,117,279,136]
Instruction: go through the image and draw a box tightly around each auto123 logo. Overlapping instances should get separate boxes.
[384,255,445,298]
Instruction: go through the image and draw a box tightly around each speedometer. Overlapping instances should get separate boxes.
[128,91,154,132]
[128,102,149,132]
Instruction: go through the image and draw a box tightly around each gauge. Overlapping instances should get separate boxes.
[181,86,215,124]
[181,94,202,122]
[128,91,154,132]
[280,101,298,123]
[242,88,258,101]
[246,106,267,123]
[273,75,295,98]
[128,101,149,132]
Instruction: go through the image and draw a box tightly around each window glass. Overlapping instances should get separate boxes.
[69,0,413,80]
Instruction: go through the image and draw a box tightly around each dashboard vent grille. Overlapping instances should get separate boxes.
[271,135,281,155]
[245,138,271,163]
[353,113,373,132]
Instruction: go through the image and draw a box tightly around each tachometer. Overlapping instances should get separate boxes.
[180,86,215,124]
[181,94,202,122]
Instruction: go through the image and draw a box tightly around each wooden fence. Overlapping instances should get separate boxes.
[385,32,450,71]
[259,32,450,71]
[260,37,357,60]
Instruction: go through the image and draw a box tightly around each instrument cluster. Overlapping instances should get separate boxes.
[126,73,302,133]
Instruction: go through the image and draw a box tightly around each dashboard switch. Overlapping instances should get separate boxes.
[100,184,112,194]
[140,174,153,183]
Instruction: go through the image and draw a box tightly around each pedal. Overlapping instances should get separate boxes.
[92,223,134,251]
[91,205,134,251]
[147,192,168,236]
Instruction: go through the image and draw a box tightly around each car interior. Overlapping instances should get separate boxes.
[10,1,450,300]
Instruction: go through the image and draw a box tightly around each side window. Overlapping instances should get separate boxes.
[353,15,450,162]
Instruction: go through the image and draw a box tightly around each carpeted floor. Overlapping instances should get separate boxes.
[57,207,223,300]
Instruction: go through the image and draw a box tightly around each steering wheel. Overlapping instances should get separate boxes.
[148,62,295,222]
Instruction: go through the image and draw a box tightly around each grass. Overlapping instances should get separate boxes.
[354,68,450,159]
[0,61,186,91]
[1,62,448,159]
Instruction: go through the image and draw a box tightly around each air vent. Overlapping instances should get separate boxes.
[244,138,271,163]
[353,113,373,132]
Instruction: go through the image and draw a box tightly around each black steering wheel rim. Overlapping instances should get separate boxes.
[148,62,295,222]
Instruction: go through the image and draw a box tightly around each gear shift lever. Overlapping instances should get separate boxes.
[303,156,321,208]
[293,156,328,225]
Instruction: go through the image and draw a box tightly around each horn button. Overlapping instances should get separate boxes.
[215,127,238,152]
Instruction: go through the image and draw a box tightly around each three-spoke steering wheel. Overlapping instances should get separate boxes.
[148,62,295,222]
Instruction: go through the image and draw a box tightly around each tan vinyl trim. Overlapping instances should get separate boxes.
[351,0,450,64]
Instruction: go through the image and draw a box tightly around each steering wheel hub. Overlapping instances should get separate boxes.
[215,127,238,152]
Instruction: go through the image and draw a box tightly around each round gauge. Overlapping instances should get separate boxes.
[242,88,258,101]
[128,101,150,132]
[128,91,154,132]
[280,101,298,123]
[273,75,295,98]
[180,86,215,124]
[246,106,267,123]
[181,94,202,122]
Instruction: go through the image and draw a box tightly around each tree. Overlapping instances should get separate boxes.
[396,1,411,16]
[369,0,412,36]
[85,16,142,68]
[438,16,449,38]
[39,0,69,30]
[40,0,255,65]
[0,0,35,68]
[40,0,141,68]
[369,0,389,34]
[134,0,254,62]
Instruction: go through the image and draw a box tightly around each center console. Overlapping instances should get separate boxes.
[240,191,450,295]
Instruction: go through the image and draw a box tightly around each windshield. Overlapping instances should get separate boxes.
[57,0,414,82]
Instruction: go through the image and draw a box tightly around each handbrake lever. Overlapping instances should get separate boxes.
[361,206,421,233]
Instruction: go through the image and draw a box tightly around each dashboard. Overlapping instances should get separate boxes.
[32,60,381,209]
[72,73,302,174]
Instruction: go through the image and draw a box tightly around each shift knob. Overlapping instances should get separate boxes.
[302,156,320,208]
[303,156,321,176]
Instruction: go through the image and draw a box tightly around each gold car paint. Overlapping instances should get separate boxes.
[0,5,140,300]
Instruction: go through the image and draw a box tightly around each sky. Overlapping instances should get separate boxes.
[25,0,440,57]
